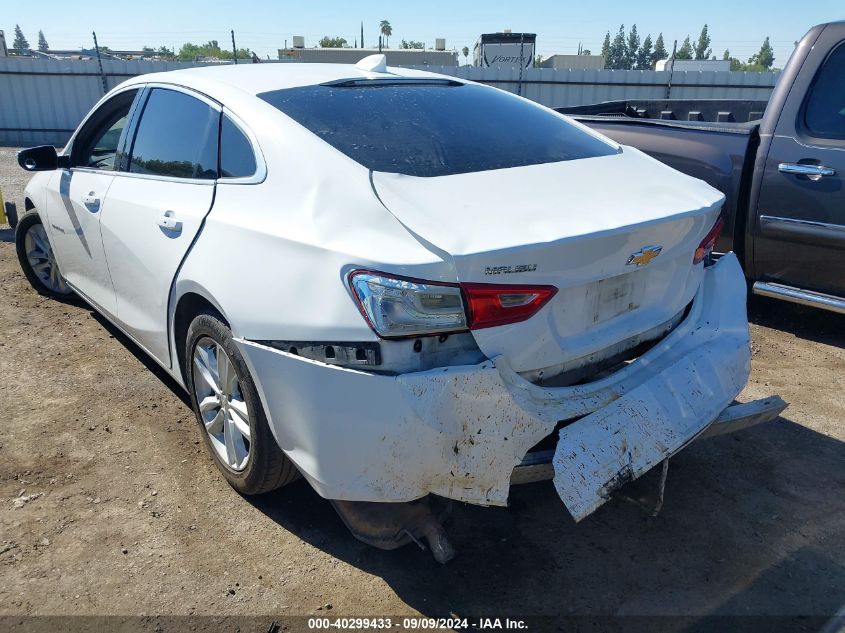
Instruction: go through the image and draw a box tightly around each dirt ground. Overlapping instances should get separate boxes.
[1,147,844,629]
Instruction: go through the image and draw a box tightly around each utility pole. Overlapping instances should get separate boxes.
[361,21,364,48]
[92,31,108,95]
[231,29,238,64]
[665,39,678,100]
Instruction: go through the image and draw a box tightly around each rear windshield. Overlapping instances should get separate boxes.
[258,81,618,177]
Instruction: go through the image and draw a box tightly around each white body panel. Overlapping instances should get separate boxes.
[101,176,214,364]
[372,150,724,373]
[42,169,117,315]
[21,62,756,517]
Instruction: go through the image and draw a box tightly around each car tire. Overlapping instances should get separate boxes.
[15,212,75,300]
[185,311,299,495]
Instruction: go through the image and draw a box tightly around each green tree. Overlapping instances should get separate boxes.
[580,48,592,55]
[318,36,347,48]
[676,36,693,60]
[178,40,251,60]
[608,24,627,69]
[37,30,49,52]
[400,39,424,49]
[461,46,469,65]
[694,24,712,60]
[600,32,611,68]
[379,20,392,48]
[625,24,640,70]
[12,24,29,50]
[748,36,774,69]
[652,33,667,66]
[637,34,653,70]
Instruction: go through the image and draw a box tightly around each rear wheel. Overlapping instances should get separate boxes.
[185,311,299,494]
[15,212,74,299]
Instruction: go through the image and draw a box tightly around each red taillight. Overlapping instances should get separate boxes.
[461,283,558,330]
[693,215,725,265]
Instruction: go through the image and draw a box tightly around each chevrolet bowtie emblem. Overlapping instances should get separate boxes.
[626,245,663,267]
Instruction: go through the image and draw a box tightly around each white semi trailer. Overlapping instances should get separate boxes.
[473,32,536,68]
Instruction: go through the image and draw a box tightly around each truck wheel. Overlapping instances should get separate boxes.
[185,311,299,495]
[15,212,74,299]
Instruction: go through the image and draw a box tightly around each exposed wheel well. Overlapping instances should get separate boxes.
[24,198,34,211]
[173,292,228,384]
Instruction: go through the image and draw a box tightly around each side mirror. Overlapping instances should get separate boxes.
[17,146,71,172]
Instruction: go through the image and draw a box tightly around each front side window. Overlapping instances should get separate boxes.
[258,81,618,177]
[129,88,219,179]
[72,90,138,170]
[220,115,257,178]
[804,42,845,139]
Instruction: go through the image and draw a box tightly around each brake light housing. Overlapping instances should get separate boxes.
[462,283,558,330]
[693,215,725,265]
[348,270,557,338]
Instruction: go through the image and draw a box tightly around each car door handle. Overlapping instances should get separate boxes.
[81,191,100,211]
[778,163,836,181]
[157,210,183,232]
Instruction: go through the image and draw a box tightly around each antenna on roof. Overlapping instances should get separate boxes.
[356,53,387,73]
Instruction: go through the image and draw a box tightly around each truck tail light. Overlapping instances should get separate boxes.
[348,270,557,338]
[693,215,725,265]
[462,283,558,330]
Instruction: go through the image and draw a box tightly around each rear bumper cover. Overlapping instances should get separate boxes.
[236,253,752,521]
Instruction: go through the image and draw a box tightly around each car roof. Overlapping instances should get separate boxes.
[120,61,459,101]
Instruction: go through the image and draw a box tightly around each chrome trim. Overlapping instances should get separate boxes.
[107,170,216,186]
[141,82,223,112]
[753,281,845,315]
[778,162,836,179]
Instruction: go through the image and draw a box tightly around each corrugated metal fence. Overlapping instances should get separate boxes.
[426,65,779,109]
[0,57,780,146]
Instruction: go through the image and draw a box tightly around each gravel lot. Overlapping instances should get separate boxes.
[1,147,844,629]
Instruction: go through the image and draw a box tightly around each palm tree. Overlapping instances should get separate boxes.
[462,46,469,65]
[379,20,392,48]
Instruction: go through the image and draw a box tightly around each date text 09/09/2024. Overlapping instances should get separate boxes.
[307,617,528,629]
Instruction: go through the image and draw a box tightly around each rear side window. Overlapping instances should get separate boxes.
[258,81,617,177]
[129,88,219,179]
[220,116,257,178]
[804,43,845,139]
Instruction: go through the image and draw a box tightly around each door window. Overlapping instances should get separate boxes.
[129,88,220,179]
[220,116,257,178]
[804,42,845,139]
[71,89,138,170]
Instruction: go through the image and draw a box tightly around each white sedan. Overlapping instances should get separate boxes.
[16,56,783,561]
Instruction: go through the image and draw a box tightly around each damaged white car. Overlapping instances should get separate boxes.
[16,55,784,562]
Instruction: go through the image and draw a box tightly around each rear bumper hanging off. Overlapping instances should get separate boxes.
[236,253,780,522]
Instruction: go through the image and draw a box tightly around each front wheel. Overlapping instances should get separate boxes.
[185,311,299,494]
[15,212,74,299]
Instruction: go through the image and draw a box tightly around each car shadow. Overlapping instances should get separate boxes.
[246,414,845,625]
[748,294,844,348]
[87,309,191,407]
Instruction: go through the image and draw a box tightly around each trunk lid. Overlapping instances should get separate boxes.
[371,147,725,375]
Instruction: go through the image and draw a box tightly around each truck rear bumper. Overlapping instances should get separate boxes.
[236,253,756,521]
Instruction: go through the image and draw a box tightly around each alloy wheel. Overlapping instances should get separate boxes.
[24,223,70,294]
[192,338,252,471]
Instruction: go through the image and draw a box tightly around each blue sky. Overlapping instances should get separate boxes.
[5,0,844,63]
